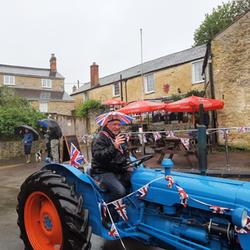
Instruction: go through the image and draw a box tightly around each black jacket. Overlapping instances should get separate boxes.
[91,127,129,175]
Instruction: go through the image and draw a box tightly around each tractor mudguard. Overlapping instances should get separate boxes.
[17,168,92,250]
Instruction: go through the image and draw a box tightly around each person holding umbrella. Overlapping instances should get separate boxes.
[16,125,39,164]
[38,119,62,163]
[91,112,134,204]
[22,128,34,163]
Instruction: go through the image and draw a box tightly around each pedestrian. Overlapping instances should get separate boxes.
[44,131,51,159]
[22,128,34,164]
[48,126,60,163]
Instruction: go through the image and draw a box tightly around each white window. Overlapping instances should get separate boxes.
[113,82,120,96]
[41,79,52,88]
[4,75,15,85]
[39,102,48,113]
[192,60,204,84]
[144,73,154,93]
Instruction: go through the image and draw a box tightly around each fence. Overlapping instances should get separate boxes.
[80,126,250,172]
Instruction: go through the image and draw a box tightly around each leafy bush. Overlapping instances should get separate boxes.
[0,87,46,139]
[75,99,104,117]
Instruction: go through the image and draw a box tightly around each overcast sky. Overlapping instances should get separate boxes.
[1,0,225,94]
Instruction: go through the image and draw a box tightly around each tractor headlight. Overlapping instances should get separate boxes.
[232,208,248,228]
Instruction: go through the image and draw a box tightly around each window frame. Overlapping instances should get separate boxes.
[112,82,120,97]
[4,75,15,85]
[144,73,155,93]
[192,59,204,84]
[39,101,48,113]
[41,78,52,88]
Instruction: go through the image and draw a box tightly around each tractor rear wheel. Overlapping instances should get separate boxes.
[17,170,92,250]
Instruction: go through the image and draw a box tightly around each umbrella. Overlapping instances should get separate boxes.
[15,125,39,141]
[96,111,133,126]
[165,96,224,112]
[37,119,62,138]
[117,100,166,114]
[103,99,128,106]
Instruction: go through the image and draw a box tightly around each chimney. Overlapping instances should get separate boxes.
[90,62,99,87]
[50,53,57,75]
[72,85,77,92]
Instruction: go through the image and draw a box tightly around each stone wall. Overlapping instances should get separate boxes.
[0,140,45,159]
[212,12,250,147]
[0,115,87,159]
[75,61,205,103]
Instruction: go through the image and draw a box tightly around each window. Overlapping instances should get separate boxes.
[41,79,52,88]
[4,75,15,85]
[192,60,204,84]
[113,82,120,96]
[144,73,155,93]
[39,102,48,113]
[40,91,51,100]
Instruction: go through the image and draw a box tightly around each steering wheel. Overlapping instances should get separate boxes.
[126,154,153,168]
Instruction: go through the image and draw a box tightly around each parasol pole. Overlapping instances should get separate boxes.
[140,28,144,100]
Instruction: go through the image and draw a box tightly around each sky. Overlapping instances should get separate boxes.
[1,0,225,94]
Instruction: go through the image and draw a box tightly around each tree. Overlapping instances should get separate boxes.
[0,87,46,139]
[193,0,250,46]
[75,99,104,118]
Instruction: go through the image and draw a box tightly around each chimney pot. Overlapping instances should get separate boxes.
[72,85,77,92]
[90,62,99,88]
[50,53,57,75]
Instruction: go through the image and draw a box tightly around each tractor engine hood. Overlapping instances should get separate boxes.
[131,167,250,213]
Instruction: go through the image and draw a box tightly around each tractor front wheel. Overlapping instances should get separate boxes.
[17,170,92,250]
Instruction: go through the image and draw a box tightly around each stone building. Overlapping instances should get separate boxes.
[203,11,250,148]
[71,46,206,104]
[71,45,207,133]
[0,54,75,115]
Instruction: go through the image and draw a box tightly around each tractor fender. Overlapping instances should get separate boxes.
[41,163,115,239]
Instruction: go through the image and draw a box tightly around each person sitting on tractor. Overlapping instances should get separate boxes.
[91,116,133,203]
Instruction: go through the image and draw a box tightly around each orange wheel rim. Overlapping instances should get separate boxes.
[24,191,63,250]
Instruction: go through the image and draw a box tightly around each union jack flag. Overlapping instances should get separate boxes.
[209,205,229,214]
[112,199,128,221]
[176,184,189,208]
[180,138,190,150]
[165,175,175,188]
[70,143,84,168]
[154,132,161,141]
[108,223,119,238]
[237,127,250,133]
[166,131,175,137]
[138,185,148,198]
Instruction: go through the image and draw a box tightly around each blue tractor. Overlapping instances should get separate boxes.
[17,155,250,250]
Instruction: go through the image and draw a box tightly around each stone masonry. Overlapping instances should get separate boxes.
[212,11,250,148]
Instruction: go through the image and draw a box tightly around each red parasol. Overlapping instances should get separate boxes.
[103,99,128,106]
[117,100,165,114]
[165,96,224,112]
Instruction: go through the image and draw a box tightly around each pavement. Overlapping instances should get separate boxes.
[0,151,249,250]
[1,149,250,178]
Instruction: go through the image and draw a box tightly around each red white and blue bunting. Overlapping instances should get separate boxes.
[100,173,249,250]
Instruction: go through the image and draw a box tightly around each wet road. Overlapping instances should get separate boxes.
[0,163,163,250]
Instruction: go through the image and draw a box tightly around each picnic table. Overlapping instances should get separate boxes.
[152,136,197,164]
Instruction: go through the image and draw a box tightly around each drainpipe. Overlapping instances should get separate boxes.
[207,42,217,144]
[124,79,128,102]
[120,74,123,101]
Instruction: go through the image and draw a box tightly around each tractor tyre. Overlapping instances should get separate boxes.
[17,170,92,250]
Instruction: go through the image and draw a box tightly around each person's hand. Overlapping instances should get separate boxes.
[114,134,125,150]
